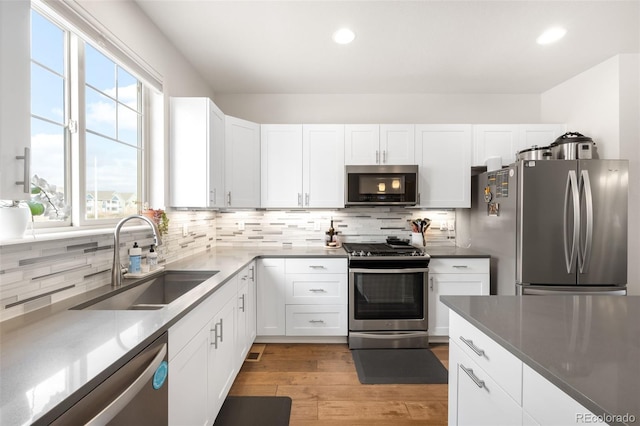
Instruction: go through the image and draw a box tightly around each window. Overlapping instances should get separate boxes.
[30,6,149,227]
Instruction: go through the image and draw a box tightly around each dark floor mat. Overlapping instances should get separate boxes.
[351,348,449,384]
[214,396,292,426]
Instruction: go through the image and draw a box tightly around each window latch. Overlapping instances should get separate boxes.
[68,119,78,134]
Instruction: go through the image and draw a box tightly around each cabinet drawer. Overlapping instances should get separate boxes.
[429,258,489,274]
[285,273,347,304]
[285,258,347,274]
[450,311,522,404]
[285,304,347,336]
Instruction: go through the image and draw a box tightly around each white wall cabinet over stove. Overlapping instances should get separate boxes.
[428,257,489,337]
[256,257,348,337]
[261,124,345,208]
[345,124,415,165]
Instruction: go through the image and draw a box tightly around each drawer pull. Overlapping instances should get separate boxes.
[309,319,325,324]
[460,336,485,356]
[452,265,469,269]
[309,288,327,293]
[460,364,485,389]
[309,265,326,269]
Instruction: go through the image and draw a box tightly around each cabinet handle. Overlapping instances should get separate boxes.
[430,276,434,291]
[211,319,223,348]
[309,319,325,324]
[459,336,485,356]
[239,294,246,312]
[15,147,31,193]
[375,150,379,164]
[227,191,231,206]
[249,266,255,281]
[309,288,327,293]
[219,318,224,343]
[309,265,326,269]
[453,265,469,269]
[298,193,302,207]
[305,193,309,206]
[382,150,387,163]
[460,364,485,389]
[210,188,216,204]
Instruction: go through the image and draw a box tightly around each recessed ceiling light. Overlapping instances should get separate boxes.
[333,28,355,45]
[537,27,567,45]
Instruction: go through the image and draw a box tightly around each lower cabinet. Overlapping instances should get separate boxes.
[169,271,255,425]
[236,261,256,369]
[449,310,604,426]
[257,257,348,337]
[428,258,489,337]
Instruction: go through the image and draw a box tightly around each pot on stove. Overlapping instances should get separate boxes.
[550,132,598,160]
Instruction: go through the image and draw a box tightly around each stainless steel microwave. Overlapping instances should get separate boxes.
[345,165,419,206]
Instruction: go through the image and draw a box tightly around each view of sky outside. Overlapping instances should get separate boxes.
[30,10,141,219]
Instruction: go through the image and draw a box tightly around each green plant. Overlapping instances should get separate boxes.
[144,208,169,236]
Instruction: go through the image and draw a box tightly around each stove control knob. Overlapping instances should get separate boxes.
[411,251,418,256]
[366,252,372,256]
[358,250,365,257]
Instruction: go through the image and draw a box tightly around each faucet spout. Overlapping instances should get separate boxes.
[111,214,163,288]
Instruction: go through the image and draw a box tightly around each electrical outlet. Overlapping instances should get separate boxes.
[182,224,188,237]
[448,221,455,231]
[439,222,447,231]
[238,221,245,231]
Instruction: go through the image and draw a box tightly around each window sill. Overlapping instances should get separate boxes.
[0,224,151,247]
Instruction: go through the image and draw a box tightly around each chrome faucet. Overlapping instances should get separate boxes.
[111,214,163,288]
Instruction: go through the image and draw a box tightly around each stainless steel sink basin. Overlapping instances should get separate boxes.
[72,270,217,310]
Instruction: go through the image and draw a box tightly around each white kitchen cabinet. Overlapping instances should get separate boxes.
[522,364,606,426]
[0,0,31,200]
[449,340,522,426]
[261,124,344,208]
[472,124,566,167]
[208,294,238,420]
[344,124,414,165]
[285,304,347,336]
[428,258,489,337]
[256,258,286,335]
[236,261,256,368]
[225,115,261,208]
[415,125,472,208]
[169,97,225,208]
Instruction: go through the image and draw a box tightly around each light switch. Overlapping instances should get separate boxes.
[238,221,245,231]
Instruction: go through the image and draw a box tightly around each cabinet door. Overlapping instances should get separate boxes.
[415,125,472,208]
[169,323,210,426]
[225,115,261,207]
[208,295,237,421]
[449,341,522,426]
[0,0,30,200]
[256,258,286,335]
[344,124,379,165]
[303,124,345,208]
[472,125,519,167]
[236,266,256,367]
[518,124,566,151]
[247,262,257,343]
[261,124,303,208]
[380,124,415,165]
[429,273,489,336]
[209,101,226,208]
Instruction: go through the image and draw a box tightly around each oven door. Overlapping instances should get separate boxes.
[349,267,428,332]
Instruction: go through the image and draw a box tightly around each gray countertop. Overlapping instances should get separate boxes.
[441,295,640,425]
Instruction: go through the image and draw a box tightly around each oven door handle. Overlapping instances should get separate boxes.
[350,268,429,274]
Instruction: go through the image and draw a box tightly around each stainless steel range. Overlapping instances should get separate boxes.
[343,240,430,349]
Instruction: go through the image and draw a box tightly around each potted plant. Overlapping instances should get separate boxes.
[142,208,169,236]
[0,175,69,239]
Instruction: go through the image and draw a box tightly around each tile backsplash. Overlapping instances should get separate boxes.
[0,208,454,321]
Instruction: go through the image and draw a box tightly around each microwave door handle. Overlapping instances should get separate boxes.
[579,170,593,273]
[86,343,167,425]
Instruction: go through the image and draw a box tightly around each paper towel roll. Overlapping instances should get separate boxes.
[485,156,502,172]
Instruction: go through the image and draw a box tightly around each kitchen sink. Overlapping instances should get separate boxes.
[71,270,217,310]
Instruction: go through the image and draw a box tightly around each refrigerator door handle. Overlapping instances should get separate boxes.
[563,170,580,274]
[579,170,594,273]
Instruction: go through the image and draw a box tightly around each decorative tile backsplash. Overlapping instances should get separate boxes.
[0,208,454,321]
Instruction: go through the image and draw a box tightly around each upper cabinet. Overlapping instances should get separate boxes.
[472,124,566,167]
[415,125,472,208]
[169,97,225,208]
[225,116,261,208]
[345,124,414,165]
[261,124,344,208]
[0,1,31,200]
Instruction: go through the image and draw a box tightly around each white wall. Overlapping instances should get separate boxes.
[542,54,640,295]
[215,93,542,124]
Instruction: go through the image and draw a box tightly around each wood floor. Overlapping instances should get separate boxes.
[229,343,449,425]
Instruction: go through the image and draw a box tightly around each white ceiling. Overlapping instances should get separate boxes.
[134,0,640,95]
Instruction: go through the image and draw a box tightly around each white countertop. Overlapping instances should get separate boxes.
[0,246,345,425]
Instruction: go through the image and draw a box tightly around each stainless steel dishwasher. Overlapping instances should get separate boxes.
[50,331,168,425]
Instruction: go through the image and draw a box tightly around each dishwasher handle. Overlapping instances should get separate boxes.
[86,343,167,425]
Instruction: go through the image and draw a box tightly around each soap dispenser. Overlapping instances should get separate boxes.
[147,244,158,270]
[129,242,142,274]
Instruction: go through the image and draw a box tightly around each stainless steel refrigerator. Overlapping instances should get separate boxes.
[470,159,628,295]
